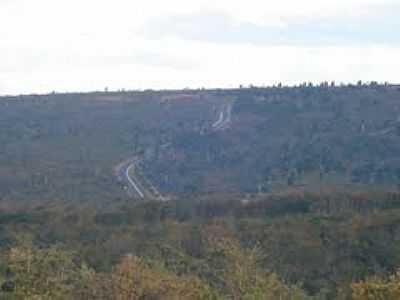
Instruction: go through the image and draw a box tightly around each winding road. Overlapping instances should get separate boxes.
[116,101,234,200]
[125,163,145,198]
[212,103,232,131]
[117,157,167,201]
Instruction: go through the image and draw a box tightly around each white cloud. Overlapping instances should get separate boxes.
[0,0,398,94]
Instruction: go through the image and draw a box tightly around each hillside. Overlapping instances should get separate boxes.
[2,84,400,298]
[1,84,400,202]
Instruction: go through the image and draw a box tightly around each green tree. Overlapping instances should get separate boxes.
[4,241,94,300]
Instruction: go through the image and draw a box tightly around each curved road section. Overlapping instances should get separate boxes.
[115,101,234,200]
[212,103,232,131]
[115,157,167,201]
[125,163,145,198]
[114,158,145,199]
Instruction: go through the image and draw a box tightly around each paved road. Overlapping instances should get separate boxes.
[212,103,232,131]
[212,110,225,128]
[118,158,167,201]
[125,162,145,198]
[117,101,234,200]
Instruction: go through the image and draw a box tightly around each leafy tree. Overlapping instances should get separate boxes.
[109,255,219,300]
[351,270,400,300]
[3,241,94,300]
[203,231,313,299]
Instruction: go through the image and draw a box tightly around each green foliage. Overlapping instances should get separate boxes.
[202,234,313,299]
[2,86,400,298]
[108,255,220,300]
[3,239,94,299]
[2,85,400,201]
[351,270,400,300]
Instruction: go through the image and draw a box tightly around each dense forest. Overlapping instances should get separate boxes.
[2,191,400,298]
[1,84,400,201]
[1,83,400,299]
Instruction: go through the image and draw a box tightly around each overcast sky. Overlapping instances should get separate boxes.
[1,0,399,95]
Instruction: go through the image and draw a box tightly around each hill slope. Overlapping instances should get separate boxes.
[1,84,400,202]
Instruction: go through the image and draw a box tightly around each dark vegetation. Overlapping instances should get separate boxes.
[1,84,400,200]
[2,192,400,298]
[1,83,400,298]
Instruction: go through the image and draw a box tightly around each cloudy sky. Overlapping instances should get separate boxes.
[1,0,399,94]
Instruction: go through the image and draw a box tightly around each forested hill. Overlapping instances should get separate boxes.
[1,83,400,202]
[2,84,400,299]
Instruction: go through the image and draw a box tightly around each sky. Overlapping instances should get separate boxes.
[0,0,399,95]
